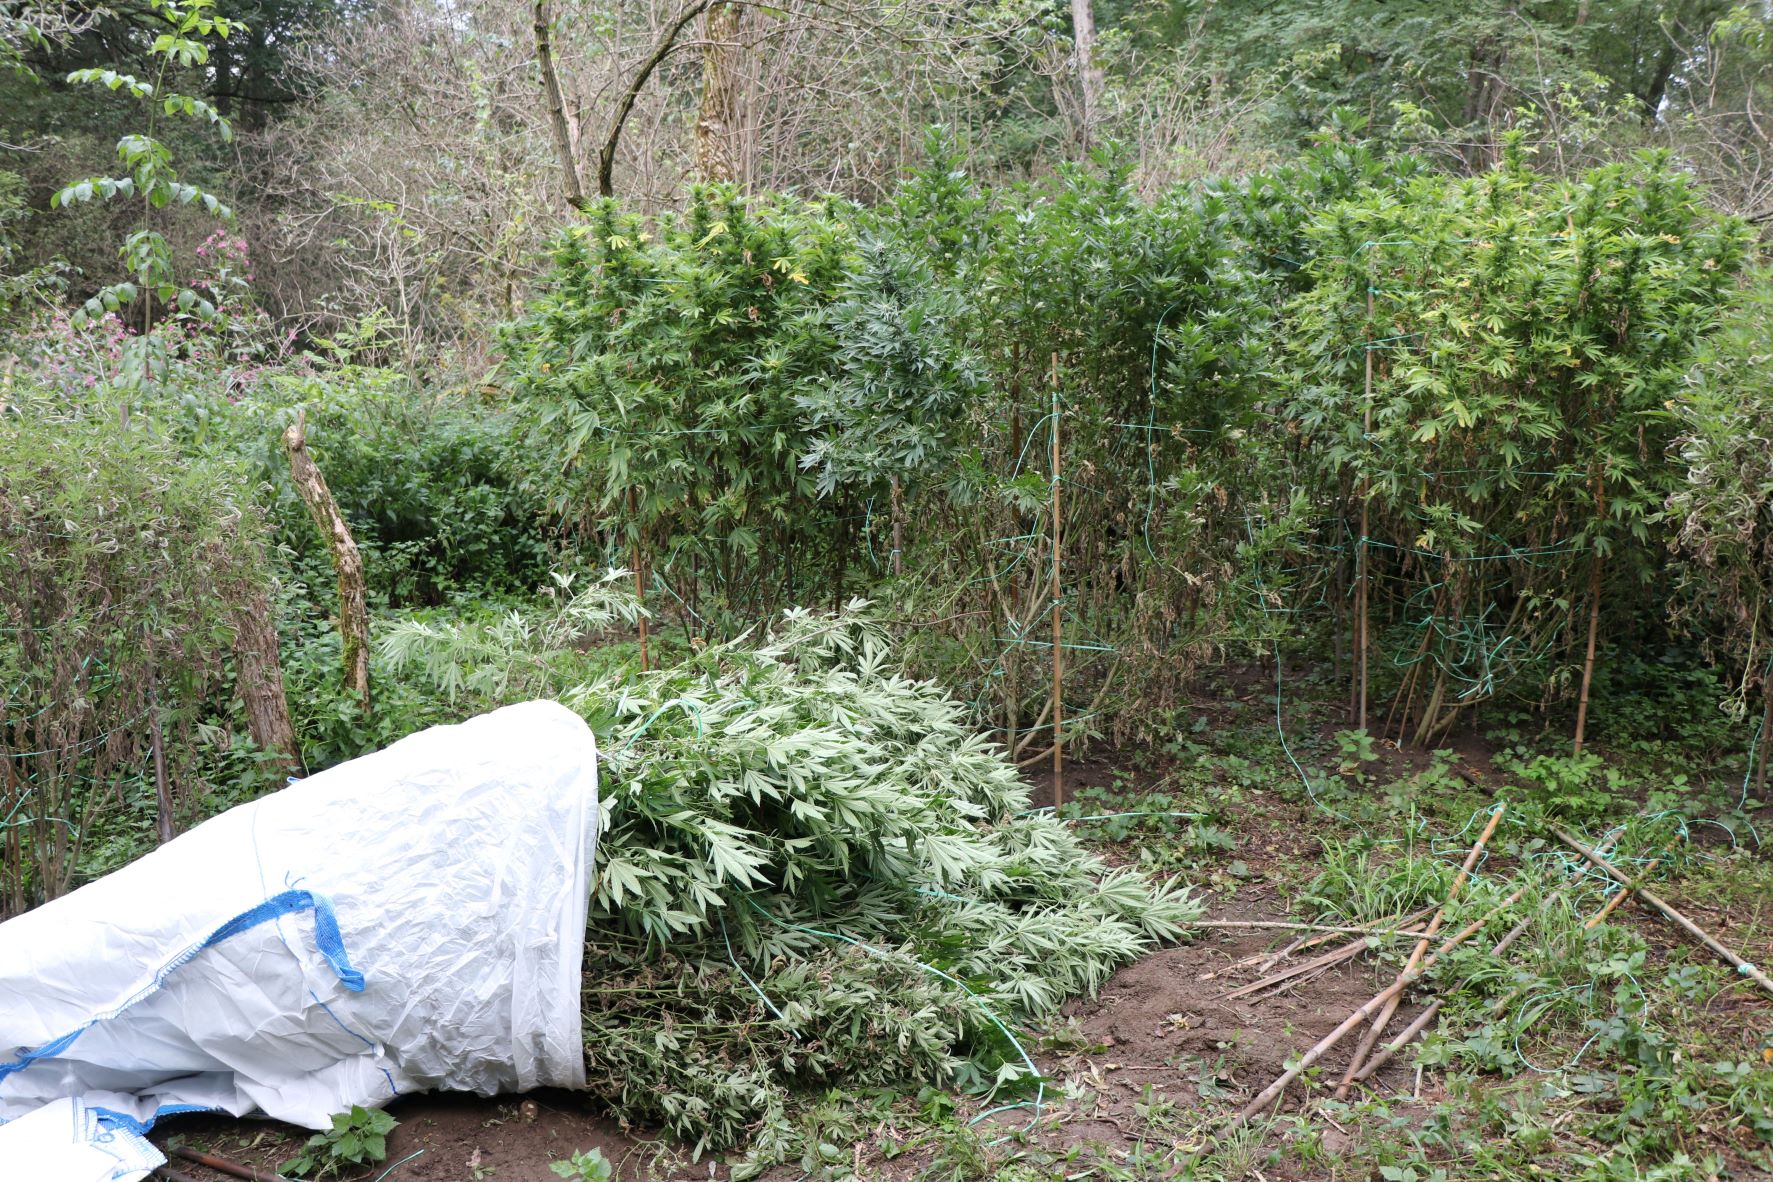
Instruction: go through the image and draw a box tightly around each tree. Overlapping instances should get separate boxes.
[534,0,587,210]
[696,2,746,183]
[50,0,238,333]
[1071,0,1103,145]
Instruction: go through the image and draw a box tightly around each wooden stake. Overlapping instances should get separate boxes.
[889,474,906,577]
[1553,827,1773,997]
[1050,352,1064,809]
[1755,667,1773,798]
[1195,919,1437,935]
[1336,805,1504,1096]
[1572,474,1605,756]
[170,1147,291,1182]
[1572,551,1602,756]
[1211,904,1438,983]
[627,488,648,672]
[1348,1000,1441,1084]
[1356,277,1374,732]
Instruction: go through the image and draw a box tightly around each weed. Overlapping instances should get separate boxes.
[280,1106,396,1180]
[1297,832,1454,925]
[549,1149,614,1182]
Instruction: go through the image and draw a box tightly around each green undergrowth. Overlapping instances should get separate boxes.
[923,706,1773,1182]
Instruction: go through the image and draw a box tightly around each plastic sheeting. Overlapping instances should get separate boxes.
[0,699,600,1179]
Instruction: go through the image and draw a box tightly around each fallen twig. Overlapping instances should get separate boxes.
[171,1147,292,1182]
[1222,926,1429,1001]
[1553,828,1773,998]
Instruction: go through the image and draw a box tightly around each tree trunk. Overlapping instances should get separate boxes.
[283,412,371,710]
[1070,0,1104,146]
[212,34,232,119]
[229,573,300,778]
[534,0,587,209]
[695,2,745,183]
[599,0,715,197]
[1460,12,1516,169]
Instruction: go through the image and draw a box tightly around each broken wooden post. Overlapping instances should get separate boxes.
[283,411,370,710]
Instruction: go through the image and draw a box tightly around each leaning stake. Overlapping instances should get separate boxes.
[283,411,370,710]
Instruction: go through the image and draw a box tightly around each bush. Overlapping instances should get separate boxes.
[0,383,266,913]
[220,367,549,608]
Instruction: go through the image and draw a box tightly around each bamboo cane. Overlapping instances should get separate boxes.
[1223,921,1431,1001]
[1553,828,1773,997]
[1351,907,1538,1085]
[1049,352,1064,809]
[1238,905,1438,979]
[1583,859,1659,929]
[1233,886,1523,1124]
[1335,805,1505,1096]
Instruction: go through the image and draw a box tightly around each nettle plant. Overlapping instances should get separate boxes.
[51,0,237,333]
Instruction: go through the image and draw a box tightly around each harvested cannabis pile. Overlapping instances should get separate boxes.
[563,610,1199,1167]
[386,599,1198,1170]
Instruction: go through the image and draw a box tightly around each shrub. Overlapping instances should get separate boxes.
[216,367,550,608]
[0,383,265,913]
